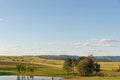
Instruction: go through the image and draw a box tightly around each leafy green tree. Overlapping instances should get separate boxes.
[94,62,100,73]
[63,58,72,74]
[63,55,100,76]
[16,64,21,74]
[16,63,35,76]
[71,57,77,73]
[77,56,85,65]
[76,57,96,76]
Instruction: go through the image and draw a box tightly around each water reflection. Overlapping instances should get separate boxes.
[16,76,63,80]
[17,76,34,80]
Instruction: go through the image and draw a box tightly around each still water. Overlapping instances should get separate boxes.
[0,76,64,80]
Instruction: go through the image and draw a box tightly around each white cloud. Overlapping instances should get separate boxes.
[73,38,120,48]
[98,39,119,43]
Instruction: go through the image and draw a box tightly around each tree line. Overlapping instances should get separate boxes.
[16,63,35,76]
[63,55,101,76]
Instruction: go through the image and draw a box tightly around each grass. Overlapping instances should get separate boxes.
[98,62,120,71]
[0,56,65,76]
[0,56,120,80]
[75,77,120,80]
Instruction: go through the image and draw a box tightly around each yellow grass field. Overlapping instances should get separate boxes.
[0,56,120,71]
[0,56,120,80]
[98,62,120,71]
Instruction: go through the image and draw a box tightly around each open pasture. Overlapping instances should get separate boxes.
[0,56,120,80]
[98,62,120,71]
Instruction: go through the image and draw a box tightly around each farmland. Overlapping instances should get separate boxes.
[0,56,120,80]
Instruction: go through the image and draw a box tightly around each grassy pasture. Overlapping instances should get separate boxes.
[98,62,120,71]
[0,56,65,76]
[0,56,64,68]
[0,56,120,80]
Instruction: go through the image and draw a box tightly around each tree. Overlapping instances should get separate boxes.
[76,57,100,76]
[16,63,35,76]
[71,57,77,73]
[94,62,100,73]
[16,64,21,75]
[16,63,26,75]
[63,58,72,74]
[77,56,85,65]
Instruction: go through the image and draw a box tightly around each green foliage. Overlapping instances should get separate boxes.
[16,64,21,74]
[63,58,72,73]
[76,57,94,76]
[94,62,100,73]
[71,57,77,66]
[76,57,101,76]
[16,63,35,76]
[63,56,100,76]
[77,57,85,64]
[71,57,77,73]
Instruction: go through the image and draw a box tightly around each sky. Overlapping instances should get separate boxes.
[0,0,120,56]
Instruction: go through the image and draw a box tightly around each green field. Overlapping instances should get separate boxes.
[0,56,120,80]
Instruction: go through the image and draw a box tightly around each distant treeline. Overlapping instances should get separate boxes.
[38,55,79,60]
[38,55,120,61]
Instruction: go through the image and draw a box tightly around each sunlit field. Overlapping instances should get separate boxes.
[0,56,120,80]
[98,62,120,71]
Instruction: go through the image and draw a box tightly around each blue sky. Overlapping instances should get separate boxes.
[0,0,120,56]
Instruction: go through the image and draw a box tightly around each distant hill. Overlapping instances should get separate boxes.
[39,55,79,60]
[95,56,120,61]
[39,55,120,61]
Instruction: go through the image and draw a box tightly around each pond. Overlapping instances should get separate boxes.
[0,76,64,80]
